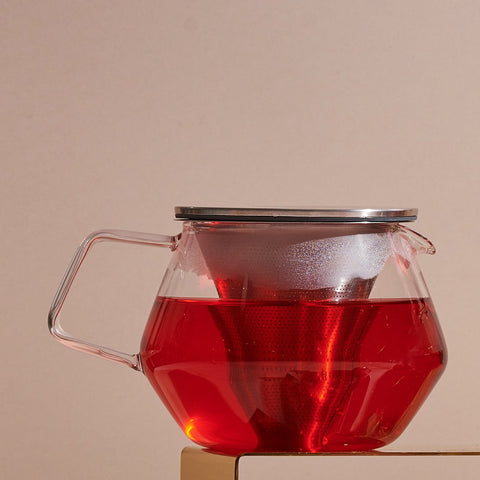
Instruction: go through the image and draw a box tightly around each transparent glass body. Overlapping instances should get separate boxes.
[140,222,446,454]
[49,221,447,455]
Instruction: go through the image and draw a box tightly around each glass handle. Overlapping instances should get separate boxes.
[48,229,179,371]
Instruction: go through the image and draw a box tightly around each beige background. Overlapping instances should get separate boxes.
[2,1,479,478]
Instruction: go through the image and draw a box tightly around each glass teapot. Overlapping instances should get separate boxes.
[49,207,447,454]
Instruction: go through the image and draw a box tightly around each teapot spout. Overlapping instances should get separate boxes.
[398,225,436,255]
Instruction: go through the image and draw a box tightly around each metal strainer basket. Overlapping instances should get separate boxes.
[174,207,419,449]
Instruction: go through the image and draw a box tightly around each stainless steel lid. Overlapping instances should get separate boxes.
[174,206,418,222]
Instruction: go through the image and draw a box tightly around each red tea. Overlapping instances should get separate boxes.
[140,297,446,454]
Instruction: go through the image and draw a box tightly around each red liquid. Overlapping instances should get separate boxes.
[140,297,446,454]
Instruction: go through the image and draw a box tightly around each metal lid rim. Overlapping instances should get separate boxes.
[174,206,418,223]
